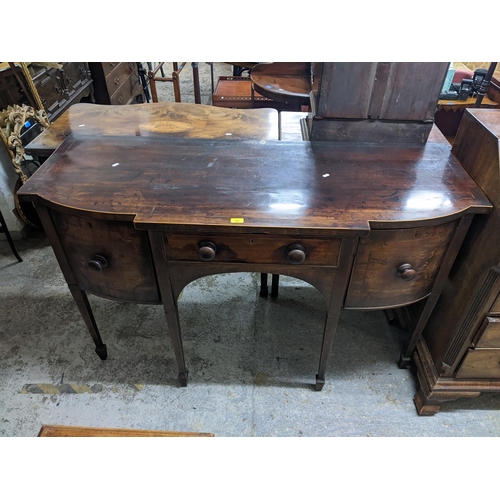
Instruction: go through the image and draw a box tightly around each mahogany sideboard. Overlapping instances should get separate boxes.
[18,130,491,393]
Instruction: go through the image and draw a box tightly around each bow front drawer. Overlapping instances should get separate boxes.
[344,220,457,309]
[49,211,160,303]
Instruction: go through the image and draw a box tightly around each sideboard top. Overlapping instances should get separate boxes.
[18,135,492,235]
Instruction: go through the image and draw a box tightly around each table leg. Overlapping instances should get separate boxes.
[315,237,358,390]
[148,231,188,386]
[67,284,107,360]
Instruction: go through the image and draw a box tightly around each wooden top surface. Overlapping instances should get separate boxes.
[18,135,491,235]
[25,102,279,155]
[463,108,500,137]
[251,63,311,104]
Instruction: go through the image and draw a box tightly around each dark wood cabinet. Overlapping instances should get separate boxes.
[88,62,145,105]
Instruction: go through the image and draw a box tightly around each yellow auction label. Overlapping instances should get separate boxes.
[230,218,244,223]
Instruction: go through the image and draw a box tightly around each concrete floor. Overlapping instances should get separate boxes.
[2,232,500,437]
[1,62,500,437]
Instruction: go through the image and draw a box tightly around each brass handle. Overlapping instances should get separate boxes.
[198,241,216,262]
[397,263,416,281]
[89,255,108,272]
[287,243,306,265]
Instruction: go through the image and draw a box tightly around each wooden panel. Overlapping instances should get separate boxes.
[165,234,341,267]
[492,292,500,314]
[25,103,280,156]
[456,349,500,379]
[316,62,378,119]
[473,317,500,348]
[379,62,449,121]
[18,136,492,235]
[38,424,213,437]
[345,221,457,309]
[49,211,160,303]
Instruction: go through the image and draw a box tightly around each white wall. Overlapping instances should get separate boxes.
[0,142,26,239]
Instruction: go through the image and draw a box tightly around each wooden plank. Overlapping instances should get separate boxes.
[38,424,213,437]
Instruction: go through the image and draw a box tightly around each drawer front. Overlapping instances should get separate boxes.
[456,348,500,379]
[35,68,67,116]
[345,221,457,309]
[105,62,136,97]
[61,62,91,96]
[101,62,122,78]
[473,317,500,348]
[109,73,142,105]
[50,211,160,303]
[164,234,341,267]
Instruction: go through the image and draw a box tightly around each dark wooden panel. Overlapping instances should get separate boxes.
[345,221,457,309]
[49,210,160,303]
[456,349,500,379]
[316,62,378,119]
[492,293,500,314]
[379,62,449,121]
[18,136,492,235]
[165,234,341,266]
[473,317,500,348]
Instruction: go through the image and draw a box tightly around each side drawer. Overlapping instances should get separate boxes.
[110,73,142,105]
[456,348,500,379]
[164,234,341,267]
[344,220,457,309]
[472,317,500,348]
[50,211,160,303]
[105,62,136,97]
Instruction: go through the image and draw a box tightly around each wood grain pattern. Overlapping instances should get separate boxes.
[38,424,213,437]
[24,102,279,156]
[455,349,500,379]
[345,221,458,309]
[18,136,491,235]
[472,317,500,348]
[49,211,160,303]
[251,63,311,105]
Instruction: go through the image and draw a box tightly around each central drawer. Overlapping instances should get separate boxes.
[164,234,341,267]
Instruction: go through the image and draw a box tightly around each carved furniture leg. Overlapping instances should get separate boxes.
[67,284,107,360]
[149,231,188,387]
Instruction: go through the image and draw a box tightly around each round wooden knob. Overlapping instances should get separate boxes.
[397,263,416,281]
[198,241,216,262]
[287,243,306,265]
[89,255,108,272]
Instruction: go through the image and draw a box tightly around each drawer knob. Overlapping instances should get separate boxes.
[198,241,216,262]
[287,243,306,265]
[89,255,108,272]
[397,263,416,281]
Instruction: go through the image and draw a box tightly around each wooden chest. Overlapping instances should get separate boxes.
[89,62,145,105]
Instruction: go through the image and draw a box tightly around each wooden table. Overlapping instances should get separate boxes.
[25,102,280,159]
[18,132,491,392]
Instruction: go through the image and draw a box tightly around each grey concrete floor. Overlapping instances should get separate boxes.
[2,233,500,437]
